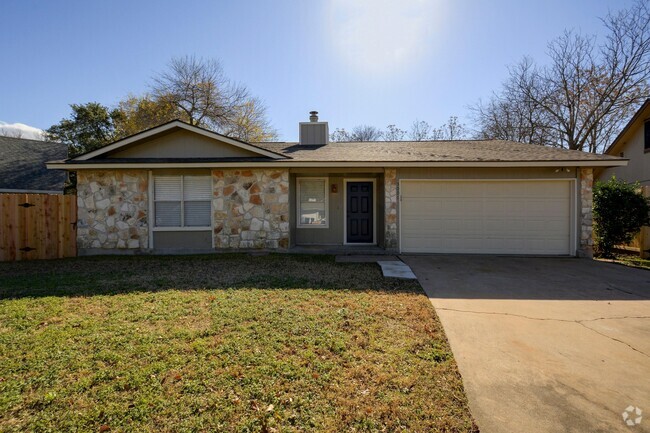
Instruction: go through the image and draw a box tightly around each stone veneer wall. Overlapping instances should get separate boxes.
[76,170,148,249]
[384,168,398,251]
[212,169,289,249]
[579,168,594,258]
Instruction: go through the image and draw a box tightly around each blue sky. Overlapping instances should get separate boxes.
[0,0,636,141]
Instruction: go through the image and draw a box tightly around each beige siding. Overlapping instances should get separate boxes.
[109,129,260,159]
[290,170,383,246]
[153,231,212,250]
[599,127,650,186]
[293,174,344,245]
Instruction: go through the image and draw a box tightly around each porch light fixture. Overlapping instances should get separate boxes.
[331,184,338,193]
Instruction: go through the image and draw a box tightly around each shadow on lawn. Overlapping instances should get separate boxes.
[0,253,421,299]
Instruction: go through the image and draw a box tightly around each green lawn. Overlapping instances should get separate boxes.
[0,254,477,433]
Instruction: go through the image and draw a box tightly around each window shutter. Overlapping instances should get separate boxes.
[184,202,212,226]
[155,202,182,227]
[645,121,650,150]
[183,176,212,200]
[300,179,326,203]
[183,176,212,227]
[154,176,181,201]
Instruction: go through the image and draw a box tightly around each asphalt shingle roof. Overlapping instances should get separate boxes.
[253,140,622,162]
[0,136,67,191]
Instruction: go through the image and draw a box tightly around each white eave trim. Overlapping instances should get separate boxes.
[47,159,628,170]
[72,120,287,161]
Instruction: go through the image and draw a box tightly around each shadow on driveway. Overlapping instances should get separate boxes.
[405,255,649,300]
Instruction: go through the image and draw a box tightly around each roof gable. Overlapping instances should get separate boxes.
[605,98,650,156]
[73,120,288,161]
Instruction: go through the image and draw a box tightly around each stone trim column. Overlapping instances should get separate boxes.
[384,168,398,251]
[579,168,594,258]
[212,169,290,249]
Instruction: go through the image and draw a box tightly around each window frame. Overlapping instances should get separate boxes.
[296,176,329,229]
[152,174,212,231]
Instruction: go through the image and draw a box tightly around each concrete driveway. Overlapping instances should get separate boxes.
[402,255,650,433]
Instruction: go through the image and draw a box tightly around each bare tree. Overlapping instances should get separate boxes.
[441,116,468,140]
[330,117,465,142]
[473,0,650,153]
[151,55,249,129]
[149,55,276,143]
[409,120,432,141]
[411,117,468,141]
[471,81,559,146]
[330,128,351,142]
[350,125,383,141]
[331,125,383,141]
[384,124,406,141]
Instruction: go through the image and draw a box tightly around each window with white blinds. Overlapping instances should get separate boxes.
[297,177,328,228]
[154,175,212,228]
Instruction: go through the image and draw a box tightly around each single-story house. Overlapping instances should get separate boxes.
[597,98,650,186]
[47,113,626,257]
[1,135,67,193]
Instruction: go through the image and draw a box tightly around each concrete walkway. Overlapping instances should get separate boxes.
[403,255,650,433]
[377,260,417,279]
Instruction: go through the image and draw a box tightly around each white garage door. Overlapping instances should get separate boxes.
[400,180,573,255]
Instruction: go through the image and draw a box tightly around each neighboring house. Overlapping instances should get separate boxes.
[597,100,650,258]
[0,135,67,193]
[47,113,625,257]
[597,99,650,186]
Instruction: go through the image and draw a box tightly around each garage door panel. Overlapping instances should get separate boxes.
[400,180,572,255]
[407,199,482,215]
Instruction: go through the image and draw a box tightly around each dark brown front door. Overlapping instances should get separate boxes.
[346,181,373,243]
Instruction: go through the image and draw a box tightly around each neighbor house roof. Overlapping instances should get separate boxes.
[603,98,650,156]
[46,120,627,170]
[1,136,67,192]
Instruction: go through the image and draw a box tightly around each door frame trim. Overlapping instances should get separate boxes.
[343,178,377,246]
[398,178,577,255]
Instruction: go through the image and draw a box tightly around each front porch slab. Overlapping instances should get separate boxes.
[335,255,399,263]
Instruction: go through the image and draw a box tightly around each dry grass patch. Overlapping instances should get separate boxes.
[596,251,650,270]
[0,254,477,432]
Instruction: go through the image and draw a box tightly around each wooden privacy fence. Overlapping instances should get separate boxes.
[0,193,77,261]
